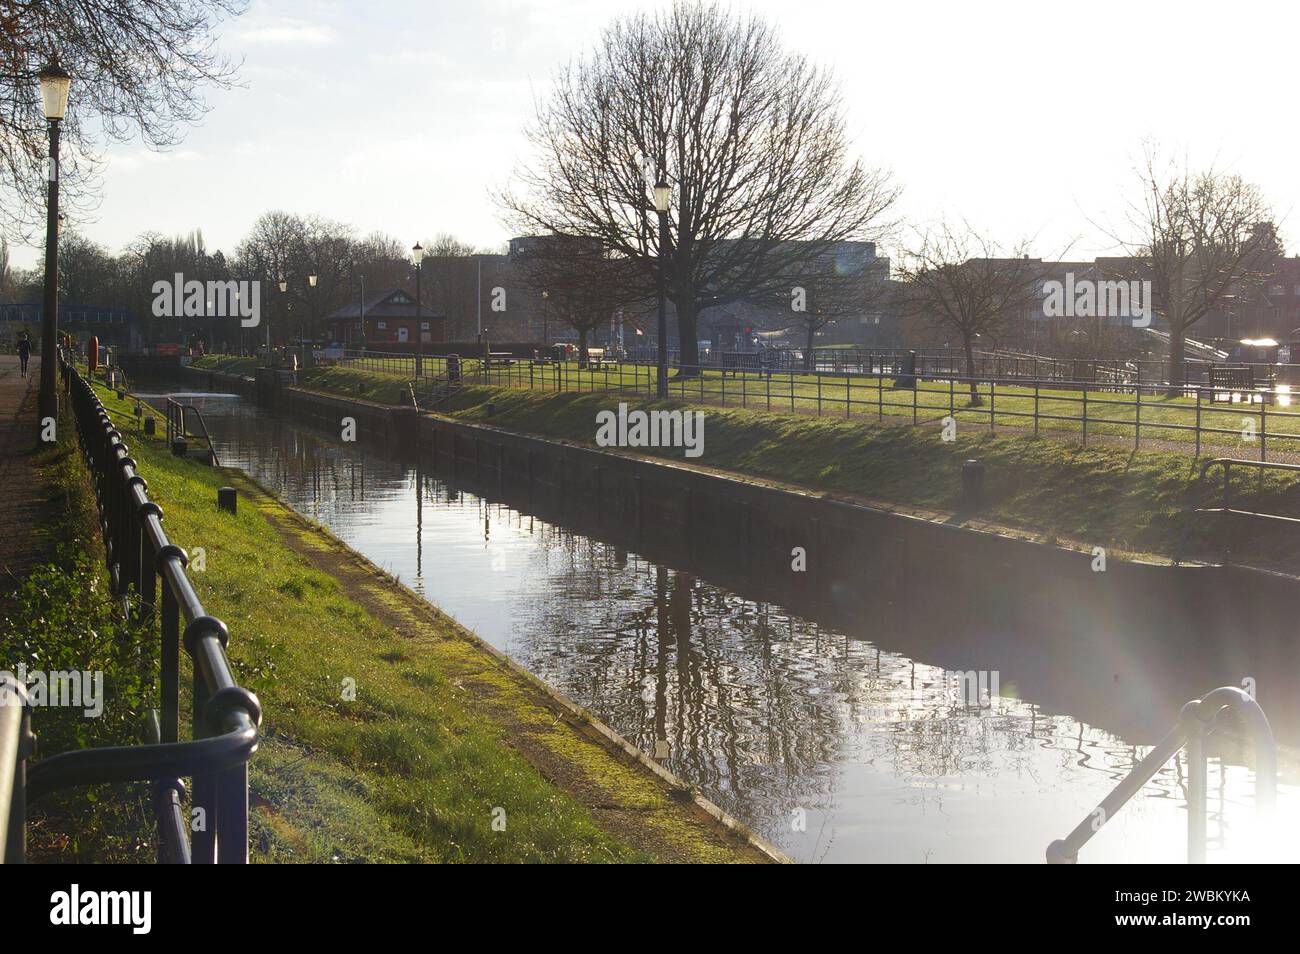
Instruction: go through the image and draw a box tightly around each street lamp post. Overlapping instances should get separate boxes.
[654,179,671,398]
[541,290,549,347]
[273,278,287,364]
[37,63,71,432]
[307,274,318,368]
[412,242,424,378]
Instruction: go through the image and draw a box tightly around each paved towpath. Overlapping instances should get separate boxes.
[0,354,54,601]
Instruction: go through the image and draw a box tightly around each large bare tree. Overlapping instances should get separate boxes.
[499,0,897,374]
[896,223,1044,406]
[1124,153,1274,391]
[0,0,245,239]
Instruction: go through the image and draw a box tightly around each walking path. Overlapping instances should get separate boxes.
[0,355,55,601]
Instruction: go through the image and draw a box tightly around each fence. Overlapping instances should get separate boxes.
[1,350,261,864]
[456,356,1300,461]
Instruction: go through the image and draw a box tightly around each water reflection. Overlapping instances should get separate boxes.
[143,391,1296,863]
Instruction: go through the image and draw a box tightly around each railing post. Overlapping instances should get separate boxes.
[1195,387,1202,457]
[1260,394,1267,462]
[1033,382,1040,438]
[215,763,249,863]
[191,665,217,864]
[1185,714,1207,864]
[1135,384,1142,451]
[1,678,33,865]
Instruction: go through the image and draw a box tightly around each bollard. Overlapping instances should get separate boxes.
[171,438,188,457]
[144,417,155,435]
[217,487,237,514]
[961,459,985,509]
[486,402,497,417]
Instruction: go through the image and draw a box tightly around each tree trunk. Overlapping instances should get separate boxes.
[804,323,816,371]
[675,299,700,376]
[964,336,981,407]
[578,327,589,369]
[1166,322,1185,396]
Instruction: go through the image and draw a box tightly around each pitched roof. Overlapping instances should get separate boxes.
[325,287,443,321]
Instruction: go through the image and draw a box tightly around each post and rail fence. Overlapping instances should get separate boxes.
[332,351,1300,462]
[0,348,261,864]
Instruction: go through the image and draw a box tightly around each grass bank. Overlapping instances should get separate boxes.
[0,402,155,861]
[93,381,771,863]
[287,365,1300,568]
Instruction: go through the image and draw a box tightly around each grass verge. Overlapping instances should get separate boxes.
[93,380,771,863]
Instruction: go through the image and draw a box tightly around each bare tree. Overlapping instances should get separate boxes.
[1123,153,1274,392]
[895,222,1044,406]
[499,0,897,375]
[0,0,246,239]
[514,236,644,366]
[779,248,889,369]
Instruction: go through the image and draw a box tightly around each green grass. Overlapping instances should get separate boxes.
[434,385,1300,565]
[1,401,157,861]
[89,380,769,863]
[193,352,1300,563]
[195,351,1300,456]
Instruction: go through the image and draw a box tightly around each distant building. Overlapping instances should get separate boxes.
[0,301,136,349]
[324,288,445,349]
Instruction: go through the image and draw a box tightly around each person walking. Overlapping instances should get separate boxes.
[16,332,31,377]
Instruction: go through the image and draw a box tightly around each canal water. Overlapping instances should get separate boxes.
[146,390,1297,863]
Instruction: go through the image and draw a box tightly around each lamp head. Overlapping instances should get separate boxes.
[37,63,71,121]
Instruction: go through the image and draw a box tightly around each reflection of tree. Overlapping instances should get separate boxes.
[191,393,1201,855]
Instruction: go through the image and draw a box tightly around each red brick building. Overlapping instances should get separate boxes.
[324,288,446,349]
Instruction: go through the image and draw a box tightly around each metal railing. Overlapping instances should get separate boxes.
[1047,686,1276,864]
[1,350,262,863]
[166,397,222,466]
[456,357,1300,460]
[1195,457,1300,526]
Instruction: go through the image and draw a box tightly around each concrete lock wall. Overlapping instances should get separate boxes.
[167,367,1300,745]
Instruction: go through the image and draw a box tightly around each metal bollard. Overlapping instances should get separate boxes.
[217,487,237,514]
[961,459,985,509]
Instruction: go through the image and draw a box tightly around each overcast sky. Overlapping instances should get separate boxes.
[11,0,1299,269]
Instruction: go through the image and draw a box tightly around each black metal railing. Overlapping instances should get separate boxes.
[1,351,261,863]
[166,398,222,466]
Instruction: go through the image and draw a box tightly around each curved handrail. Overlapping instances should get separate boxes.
[166,397,222,466]
[27,717,256,801]
[1047,686,1276,864]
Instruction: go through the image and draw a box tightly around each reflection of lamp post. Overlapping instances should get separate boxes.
[37,63,71,431]
[654,178,671,398]
[411,242,424,377]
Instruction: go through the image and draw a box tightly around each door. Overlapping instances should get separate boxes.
[397,326,409,343]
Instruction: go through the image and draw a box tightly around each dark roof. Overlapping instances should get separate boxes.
[325,287,444,321]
